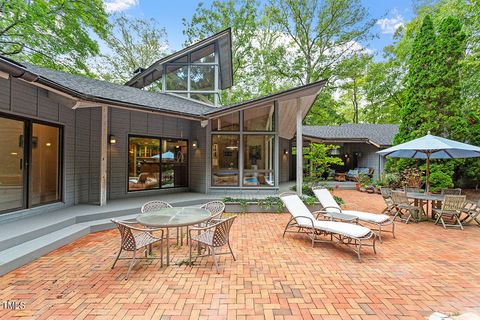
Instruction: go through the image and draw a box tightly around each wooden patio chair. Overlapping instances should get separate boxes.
[111,219,164,280]
[380,187,397,215]
[189,216,237,273]
[461,200,480,226]
[433,195,466,230]
[441,188,462,195]
[391,191,424,223]
[405,187,425,194]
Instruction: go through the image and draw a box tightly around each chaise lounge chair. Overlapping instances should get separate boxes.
[312,187,395,242]
[279,192,376,261]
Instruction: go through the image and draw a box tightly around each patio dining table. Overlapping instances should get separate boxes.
[406,192,445,220]
[136,207,212,266]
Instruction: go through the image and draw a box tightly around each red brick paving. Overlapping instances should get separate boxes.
[0,190,479,319]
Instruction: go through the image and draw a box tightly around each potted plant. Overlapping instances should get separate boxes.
[355,173,369,191]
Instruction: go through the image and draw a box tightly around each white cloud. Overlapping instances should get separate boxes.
[377,10,405,35]
[104,0,139,13]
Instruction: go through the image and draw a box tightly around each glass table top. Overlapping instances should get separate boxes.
[136,207,212,228]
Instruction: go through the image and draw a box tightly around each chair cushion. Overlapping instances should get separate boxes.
[313,189,341,212]
[280,194,316,226]
[314,220,371,238]
[342,210,390,223]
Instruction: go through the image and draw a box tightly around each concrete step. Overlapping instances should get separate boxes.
[0,212,137,276]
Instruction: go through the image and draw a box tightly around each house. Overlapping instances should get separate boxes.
[0,29,324,217]
[302,123,400,179]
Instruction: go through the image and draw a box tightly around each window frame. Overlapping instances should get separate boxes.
[127,134,189,193]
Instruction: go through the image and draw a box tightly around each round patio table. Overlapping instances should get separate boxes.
[137,207,212,266]
[406,192,445,220]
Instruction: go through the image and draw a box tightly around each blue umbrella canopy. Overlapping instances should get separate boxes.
[377,133,480,192]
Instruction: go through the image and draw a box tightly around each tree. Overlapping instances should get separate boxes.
[303,144,344,180]
[394,15,438,145]
[94,15,169,84]
[0,0,108,73]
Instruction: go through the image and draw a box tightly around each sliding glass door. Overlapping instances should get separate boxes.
[0,114,62,213]
[0,117,25,212]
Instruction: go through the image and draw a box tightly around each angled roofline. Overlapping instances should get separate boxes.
[204,79,328,118]
[0,56,210,120]
[125,28,233,89]
[302,135,383,148]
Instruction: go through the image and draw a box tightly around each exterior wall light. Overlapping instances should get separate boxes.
[192,139,198,149]
[284,149,289,155]
[109,135,117,144]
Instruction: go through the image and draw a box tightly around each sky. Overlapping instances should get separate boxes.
[103,0,416,58]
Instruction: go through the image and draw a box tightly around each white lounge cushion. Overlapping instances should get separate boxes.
[313,188,390,224]
[342,210,390,223]
[314,220,371,238]
[280,194,372,238]
[280,194,316,226]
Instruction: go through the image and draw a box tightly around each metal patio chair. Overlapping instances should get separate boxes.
[200,201,226,224]
[441,188,462,195]
[189,216,237,273]
[391,190,424,223]
[461,200,480,226]
[141,200,172,213]
[433,195,466,230]
[111,219,164,280]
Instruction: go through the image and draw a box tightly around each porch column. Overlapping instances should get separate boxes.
[100,106,108,206]
[296,98,303,196]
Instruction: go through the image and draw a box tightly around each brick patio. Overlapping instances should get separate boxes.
[1,190,479,319]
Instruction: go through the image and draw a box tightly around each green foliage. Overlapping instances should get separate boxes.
[378,173,402,189]
[0,0,108,73]
[94,15,169,84]
[303,144,344,179]
[258,197,285,213]
[428,168,454,193]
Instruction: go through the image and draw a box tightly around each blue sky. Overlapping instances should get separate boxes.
[104,0,416,57]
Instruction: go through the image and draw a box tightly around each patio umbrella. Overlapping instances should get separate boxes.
[377,132,480,193]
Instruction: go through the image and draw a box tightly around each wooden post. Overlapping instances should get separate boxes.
[100,106,108,206]
[425,155,430,194]
[296,98,303,196]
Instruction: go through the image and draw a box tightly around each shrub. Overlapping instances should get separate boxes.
[428,169,454,193]
[402,167,423,188]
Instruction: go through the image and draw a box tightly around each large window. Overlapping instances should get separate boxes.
[0,114,62,213]
[163,44,219,105]
[128,136,188,192]
[211,135,239,186]
[210,105,277,188]
[243,135,275,187]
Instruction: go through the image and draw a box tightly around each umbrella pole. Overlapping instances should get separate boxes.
[426,155,430,194]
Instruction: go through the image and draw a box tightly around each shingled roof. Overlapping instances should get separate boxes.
[303,123,399,147]
[10,60,216,117]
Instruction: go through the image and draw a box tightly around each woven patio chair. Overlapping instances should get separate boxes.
[433,195,466,230]
[461,200,480,226]
[189,216,237,273]
[141,200,172,213]
[380,187,397,215]
[111,219,164,280]
[441,188,462,195]
[200,201,226,224]
[391,191,424,223]
[280,192,376,262]
[404,187,425,194]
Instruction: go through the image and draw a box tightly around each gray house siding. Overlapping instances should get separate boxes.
[107,108,202,200]
[0,78,100,209]
[279,138,291,183]
[189,122,207,193]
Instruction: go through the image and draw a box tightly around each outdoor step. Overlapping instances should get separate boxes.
[0,212,138,276]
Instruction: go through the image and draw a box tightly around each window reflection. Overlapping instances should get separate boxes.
[212,112,240,131]
[244,104,275,131]
[128,137,160,191]
[212,135,239,186]
[166,65,188,91]
[243,135,275,187]
[161,139,188,188]
[190,65,215,91]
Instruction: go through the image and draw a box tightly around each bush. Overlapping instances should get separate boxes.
[379,173,402,189]
[428,170,454,193]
